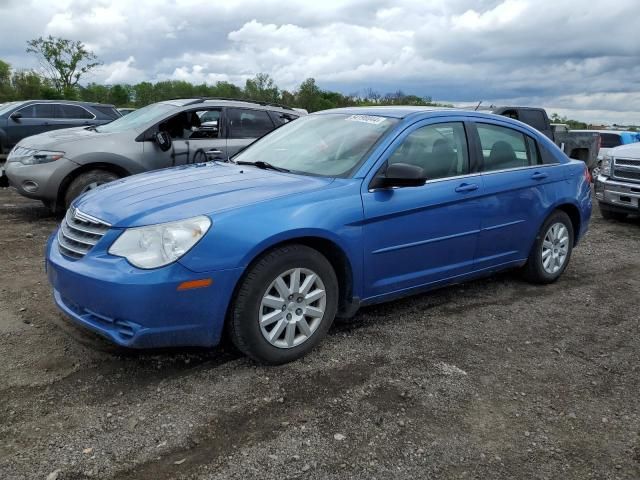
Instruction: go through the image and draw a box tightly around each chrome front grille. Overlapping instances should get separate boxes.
[613,157,640,183]
[58,207,111,259]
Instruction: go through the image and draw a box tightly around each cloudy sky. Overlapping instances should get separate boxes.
[1,0,639,124]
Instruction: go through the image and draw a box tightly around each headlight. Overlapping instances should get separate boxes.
[7,147,64,165]
[601,154,612,177]
[108,216,211,269]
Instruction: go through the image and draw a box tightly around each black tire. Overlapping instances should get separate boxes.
[600,205,627,221]
[228,244,339,365]
[522,210,574,284]
[64,170,119,208]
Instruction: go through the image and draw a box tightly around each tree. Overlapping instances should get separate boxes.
[26,36,100,92]
[244,73,279,103]
[0,60,12,101]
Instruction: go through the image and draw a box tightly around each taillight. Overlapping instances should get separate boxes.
[585,164,592,183]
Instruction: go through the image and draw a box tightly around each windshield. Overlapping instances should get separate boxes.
[233,113,398,177]
[96,102,175,133]
[0,101,22,116]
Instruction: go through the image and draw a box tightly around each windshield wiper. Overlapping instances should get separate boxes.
[85,125,98,131]
[235,160,290,173]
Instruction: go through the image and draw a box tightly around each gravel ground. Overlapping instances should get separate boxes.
[0,186,638,480]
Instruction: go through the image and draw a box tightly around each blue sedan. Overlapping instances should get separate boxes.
[46,107,592,364]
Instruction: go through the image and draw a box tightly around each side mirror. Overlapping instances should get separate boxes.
[370,163,427,189]
[10,111,22,121]
[154,131,172,152]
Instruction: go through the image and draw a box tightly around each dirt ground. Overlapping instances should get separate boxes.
[0,186,638,480]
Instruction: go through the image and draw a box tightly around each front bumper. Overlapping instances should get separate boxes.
[46,231,243,348]
[5,157,78,202]
[594,175,640,213]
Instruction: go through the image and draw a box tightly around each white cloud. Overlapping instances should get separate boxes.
[0,0,639,123]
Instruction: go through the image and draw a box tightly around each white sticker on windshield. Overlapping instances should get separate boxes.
[345,114,387,125]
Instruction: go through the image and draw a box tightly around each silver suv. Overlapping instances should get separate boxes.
[5,98,304,212]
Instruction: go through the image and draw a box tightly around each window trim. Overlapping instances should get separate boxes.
[14,102,96,120]
[469,120,546,174]
[368,119,473,189]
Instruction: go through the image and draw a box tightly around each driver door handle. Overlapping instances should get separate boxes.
[455,182,479,193]
[531,171,548,180]
[207,149,223,155]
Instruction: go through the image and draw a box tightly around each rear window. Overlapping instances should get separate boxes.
[268,111,299,126]
[58,104,94,119]
[600,133,622,149]
[93,105,121,120]
[518,109,548,131]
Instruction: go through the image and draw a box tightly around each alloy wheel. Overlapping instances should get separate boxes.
[259,268,326,349]
[541,222,569,274]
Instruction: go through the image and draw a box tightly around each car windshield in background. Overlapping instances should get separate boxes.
[232,113,398,177]
[96,102,175,133]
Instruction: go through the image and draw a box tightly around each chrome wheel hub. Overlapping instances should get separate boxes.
[541,222,569,274]
[259,268,326,349]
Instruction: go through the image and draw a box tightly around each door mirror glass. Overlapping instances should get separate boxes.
[10,111,22,120]
[371,162,427,189]
[154,131,172,152]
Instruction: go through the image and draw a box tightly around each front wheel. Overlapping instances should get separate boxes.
[523,210,574,284]
[591,161,602,179]
[228,244,338,364]
[64,169,119,208]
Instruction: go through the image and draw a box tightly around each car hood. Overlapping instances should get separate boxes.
[73,162,335,227]
[611,143,640,158]
[17,126,113,149]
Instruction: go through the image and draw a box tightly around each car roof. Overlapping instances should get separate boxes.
[313,106,455,119]
[160,98,299,113]
[13,99,116,108]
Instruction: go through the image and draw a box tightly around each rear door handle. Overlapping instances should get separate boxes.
[531,172,548,180]
[455,183,479,193]
[207,149,223,155]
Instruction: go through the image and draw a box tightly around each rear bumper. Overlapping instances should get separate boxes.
[595,176,640,213]
[46,232,243,348]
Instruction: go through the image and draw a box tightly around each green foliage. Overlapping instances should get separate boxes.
[550,112,588,130]
[26,36,100,92]
[0,60,452,113]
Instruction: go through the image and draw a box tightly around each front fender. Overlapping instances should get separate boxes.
[179,180,365,295]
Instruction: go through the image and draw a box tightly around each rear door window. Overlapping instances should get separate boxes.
[476,123,541,171]
[58,104,94,119]
[227,108,275,139]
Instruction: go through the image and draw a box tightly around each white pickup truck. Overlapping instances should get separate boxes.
[595,143,640,220]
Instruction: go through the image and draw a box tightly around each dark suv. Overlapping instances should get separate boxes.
[0,100,120,154]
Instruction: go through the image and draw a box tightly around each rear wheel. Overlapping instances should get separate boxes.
[228,244,338,364]
[600,205,627,221]
[523,210,574,284]
[64,169,119,208]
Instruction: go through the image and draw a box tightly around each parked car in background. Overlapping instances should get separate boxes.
[5,98,304,211]
[46,107,591,364]
[594,142,640,220]
[492,107,600,175]
[572,130,640,177]
[0,100,121,154]
[117,107,136,116]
